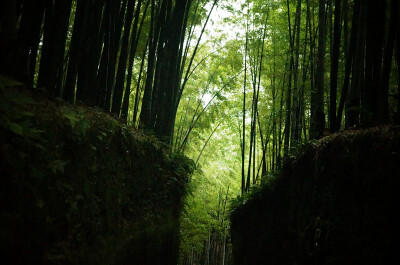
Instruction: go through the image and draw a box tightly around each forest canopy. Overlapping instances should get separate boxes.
[1,0,399,264]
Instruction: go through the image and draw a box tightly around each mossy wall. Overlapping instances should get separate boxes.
[231,127,400,265]
[0,85,194,265]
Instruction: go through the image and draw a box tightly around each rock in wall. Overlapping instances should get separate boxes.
[231,126,400,265]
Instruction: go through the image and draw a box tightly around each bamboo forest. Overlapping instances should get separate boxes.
[1,0,399,264]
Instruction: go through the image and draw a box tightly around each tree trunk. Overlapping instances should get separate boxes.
[11,0,45,85]
[140,0,159,129]
[121,0,147,122]
[363,0,386,125]
[347,0,366,127]
[96,0,112,108]
[336,0,359,129]
[284,0,293,156]
[0,0,18,76]
[111,0,136,115]
[104,0,127,110]
[329,0,341,132]
[96,0,126,111]
[241,23,248,194]
[63,0,88,102]
[291,0,302,142]
[37,0,72,96]
[78,0,106,107]
[132,39,149,126]
[380,0,397,123]
[310,0,326,139]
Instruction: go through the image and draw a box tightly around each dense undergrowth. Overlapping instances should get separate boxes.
[0,77,195,265]
[230,126,400,265]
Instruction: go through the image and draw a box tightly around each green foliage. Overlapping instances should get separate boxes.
[48,159,70,174]
[58,106,94,140]
[229,170,280,213]
[286,138,319,160]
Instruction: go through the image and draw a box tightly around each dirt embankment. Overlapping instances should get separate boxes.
[0,84,194,265]
[231,126,400,265]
